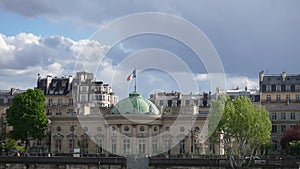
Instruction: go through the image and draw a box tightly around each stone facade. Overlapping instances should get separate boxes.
[47,90,218,157]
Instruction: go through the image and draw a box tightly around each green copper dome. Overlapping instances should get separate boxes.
[110,92,159,115]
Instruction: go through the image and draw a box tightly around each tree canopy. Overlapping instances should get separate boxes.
[209,95,272,169]
[281,125,300,152]
[6,88,47,150]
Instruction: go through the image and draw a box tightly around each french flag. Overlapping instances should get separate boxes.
[127,69,136,81]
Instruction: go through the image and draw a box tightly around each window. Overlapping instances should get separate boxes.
[281,125,286,133]
[291,112,296,120]
[152,139,158,154]
[276,85,281,92]
[272,125,277,133]
[81,86,88,93]
[266,85,271,92]
[164,139,171,151]
[281,113,286,120]
[96,139,102,153]
[296,95,300,102]
[58,99,62,105]
[62,81,66,87]
[266,95,271,102]
[185,100,190,106]
[80,94,87,102]
[271,113,277,120]
[111,139,117,154]
[179,140,185,154]
[69,139,75,149]
[286,94,290,101]
[48,99,53,105]
[57,126,61,132]
[180,127,185,132]
[273,140,278,151]
[153,126,158,132]
[138,139,146,154]
[69,99,73,105]
[81,137,89,153]
[96,95,102,100]
[55,139,62,151]
[286,85,291,91]
[296,85,300,91]
[56,109,62,115]
[124,126,129,132]
[276,95,281,102]
[123,139,131,154]
[47,109,52,116]
[70,126,75,132]
[165,127,170,132]
[140,126,145,132]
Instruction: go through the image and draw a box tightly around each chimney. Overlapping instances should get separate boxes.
[259,71,264,82]
[10,88,16,95]
[282,71,286,82]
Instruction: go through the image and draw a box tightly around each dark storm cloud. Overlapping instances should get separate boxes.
[0,0,299,90]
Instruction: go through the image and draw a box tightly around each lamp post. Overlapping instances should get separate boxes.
[190,116,197,158]
[98,138,101,169]
[71,112,77,156]
[47,119,51,154]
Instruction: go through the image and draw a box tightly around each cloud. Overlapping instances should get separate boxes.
[1,0,300,80]
[0,0,179,28]
[0,33,108,89]
[225,74,258,90]
[194,73,258,92]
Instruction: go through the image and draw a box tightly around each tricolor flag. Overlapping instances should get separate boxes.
[127,69,136,81]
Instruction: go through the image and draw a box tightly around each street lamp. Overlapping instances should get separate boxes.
[98,138,101,169]
[47,119,51,154]
[70,112,77,156]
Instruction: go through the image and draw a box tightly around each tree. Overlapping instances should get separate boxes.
[209,95,272,169]
[281,125,300,152]
[289,140,300,155]
[6,88,47,151]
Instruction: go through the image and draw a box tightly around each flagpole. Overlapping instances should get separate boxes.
[134,69,137,92]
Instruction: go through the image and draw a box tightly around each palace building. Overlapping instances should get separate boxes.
[47,91,217,157]
[35,72,220,157]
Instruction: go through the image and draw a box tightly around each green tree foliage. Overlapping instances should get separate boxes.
[6,88,47,151]
[289,140,300,155]
[5,138,17,149]
[209,95,272,169]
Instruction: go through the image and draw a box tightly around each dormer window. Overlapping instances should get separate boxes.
[53,81,57,87]
[276,85,281,92]
[296,85,300,91]
[266,85,271,92]
[286,85,291,91]
[62,81,66,87]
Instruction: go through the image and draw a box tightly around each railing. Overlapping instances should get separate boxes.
[0,156,299,168]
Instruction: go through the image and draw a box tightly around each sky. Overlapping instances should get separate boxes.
[0,0,300,99]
